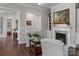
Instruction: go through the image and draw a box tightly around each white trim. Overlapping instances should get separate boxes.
[26,42,29,47]
[18,40,26,45]
[53,27,71,47]
[68,44,76,48]
[0,36,7,38]
[51,3,63,9]
[50,3,74,9]
[18,4,49,12]
[0,6,18,11]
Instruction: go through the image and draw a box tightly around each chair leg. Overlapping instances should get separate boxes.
[76,48,77,56]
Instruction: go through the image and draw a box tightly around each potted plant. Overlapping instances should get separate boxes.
[32,32,41,42]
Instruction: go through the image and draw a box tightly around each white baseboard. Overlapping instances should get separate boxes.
[0,36,7,38]
[26,42,29,47]
[18,40,26,45]
[68,44,76,48]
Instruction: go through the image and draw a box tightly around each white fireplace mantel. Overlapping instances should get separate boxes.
[53,24,72,28]
[53,27,71,47]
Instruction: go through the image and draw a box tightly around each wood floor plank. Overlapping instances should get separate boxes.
[0,37,34,56]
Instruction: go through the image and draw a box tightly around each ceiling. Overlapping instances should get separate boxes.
[0,3,59,13]
[21,3,60,9]
[0,8,16,14]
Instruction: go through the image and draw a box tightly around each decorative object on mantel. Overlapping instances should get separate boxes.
[53,9,70,25]
[31,32,41,42]
[53,24,72,28]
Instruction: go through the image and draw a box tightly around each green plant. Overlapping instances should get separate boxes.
[32,32,41,38]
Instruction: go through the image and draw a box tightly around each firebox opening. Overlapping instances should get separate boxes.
[56,33,66,45]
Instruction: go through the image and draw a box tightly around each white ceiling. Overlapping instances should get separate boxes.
[0,3,59,13]
[21,3,59,9]
[0,8,16,14]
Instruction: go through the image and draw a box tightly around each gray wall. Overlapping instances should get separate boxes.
[0,4,49,45]
[51,3,76,47]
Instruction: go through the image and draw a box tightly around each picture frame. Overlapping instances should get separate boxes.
[53,9,70,25]
[26,20,32,26]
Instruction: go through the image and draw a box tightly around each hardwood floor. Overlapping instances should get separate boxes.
[0,36,79,56]
[0,37,34,56]
[68,47,79,56]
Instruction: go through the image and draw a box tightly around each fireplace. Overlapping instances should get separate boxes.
[56,32,66,44]
[53,27,70,46]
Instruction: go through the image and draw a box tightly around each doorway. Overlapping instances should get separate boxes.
[7,17,12,37]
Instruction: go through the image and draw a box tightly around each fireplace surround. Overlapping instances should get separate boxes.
[53,27,70,46]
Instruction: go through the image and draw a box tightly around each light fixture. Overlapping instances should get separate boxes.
[38,3,43,5]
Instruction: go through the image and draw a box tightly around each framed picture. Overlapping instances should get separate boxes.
[53,9,70,25]
[26,21,32,26]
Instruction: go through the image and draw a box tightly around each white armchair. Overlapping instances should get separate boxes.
[41,38,68,56]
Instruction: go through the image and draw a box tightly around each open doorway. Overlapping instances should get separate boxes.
[7,17,12,37]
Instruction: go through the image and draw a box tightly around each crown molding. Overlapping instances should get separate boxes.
[17,3,49,12]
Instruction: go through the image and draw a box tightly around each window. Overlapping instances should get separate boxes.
[0,17,3,33]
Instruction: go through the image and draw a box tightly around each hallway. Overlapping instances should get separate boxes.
[0,37,34,56]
